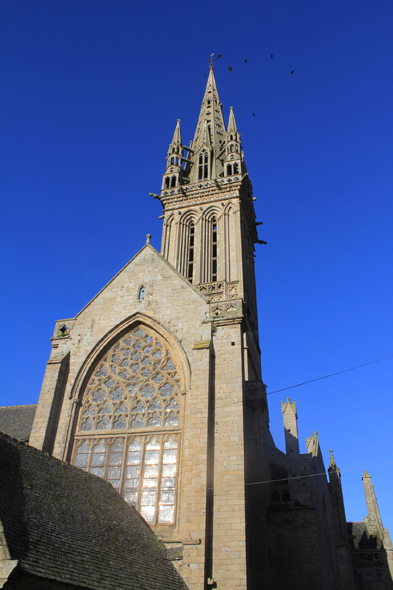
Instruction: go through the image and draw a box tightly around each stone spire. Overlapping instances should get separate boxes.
[189,67,226,182]
[362,470,384,538]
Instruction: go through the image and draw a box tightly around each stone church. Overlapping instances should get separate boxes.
[1,67,392,590]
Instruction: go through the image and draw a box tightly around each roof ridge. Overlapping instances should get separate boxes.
[0,404,37,409]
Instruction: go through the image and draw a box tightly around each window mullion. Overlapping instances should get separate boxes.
[137,437,146,513]
[155,435,164,526]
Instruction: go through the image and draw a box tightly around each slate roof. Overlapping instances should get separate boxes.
[0,432,188,590]
[0,405,36,442]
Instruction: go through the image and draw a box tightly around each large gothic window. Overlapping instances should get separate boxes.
[72,326,181,526]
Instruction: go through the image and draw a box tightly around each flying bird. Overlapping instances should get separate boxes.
[244,59,247,63]
[217,54,223,59]
[270,54,273,58]
[291,70,294,75]
[252,113,255,117]
[228,66,232,72]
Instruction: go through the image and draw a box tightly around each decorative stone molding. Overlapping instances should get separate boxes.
[196,280,239,303]
[209,298,243,320]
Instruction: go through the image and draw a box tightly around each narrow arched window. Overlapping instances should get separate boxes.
[187,223,195,283]
[72,326,182,526]
[227,164,232,176]
[230,144,234,153]
[164,177,170,189]
[211,218,218,282]
[171,176,176,187]
[138,286,145,300]
[234,163,239,174]
[198,154,203,179]
[171,157,174,164]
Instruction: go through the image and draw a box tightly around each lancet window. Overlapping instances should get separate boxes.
[198,150,209,180]
[187,222,195,282]
[72,326,181,525]
[211,218,218,282]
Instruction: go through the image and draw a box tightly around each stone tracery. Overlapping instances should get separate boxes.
[72,325,181,525]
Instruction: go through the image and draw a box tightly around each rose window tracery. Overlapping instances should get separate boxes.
[71,326,182,525]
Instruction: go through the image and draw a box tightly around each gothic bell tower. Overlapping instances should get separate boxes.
[159,66,265,382]
[157,67,272,589]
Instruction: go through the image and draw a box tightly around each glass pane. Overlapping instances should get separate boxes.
[125,466,140,479]
[109,452,123,466]
[158,505,175,524]
[124,478,140,490]
[127,451,141,465]
[159,384,174,397]
[144,465,159,477]
[146,438,160,450]
[162,463,176,477]
[91,467,104,477]
[166,400,179,412]
[110,480,120,490]
[161,477,176,489]
[113,416,127,429]
[145,450,159,464]
[134,329,146,338]
[165,412,179,426]
[75,453,89,468]
[141,385,155,398]
[148,413,161,427]
[143,478,158,489]
[141,491,156,506]
[91,453,105,467]
[108,466,121,479]
[99,403,111,414]
[160,491,175,504]
[162,449,177,463]
[111,440,124,452]
[129,440,142,451]
[84,405,96,417]
[98,416,111,429]
[140,505,155,523]
[81,418,94,431]
[164,437,177,449]
[131,416,144,428]
[123,491,138,506]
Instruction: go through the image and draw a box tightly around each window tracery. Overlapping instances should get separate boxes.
[72,326,181,525]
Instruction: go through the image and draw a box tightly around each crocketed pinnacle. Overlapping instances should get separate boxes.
[171,119,182,147]
[227,106,238,135]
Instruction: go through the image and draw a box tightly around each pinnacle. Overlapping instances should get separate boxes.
[363,470,371,478]
[227,106,238,134]
[171,119,182,147]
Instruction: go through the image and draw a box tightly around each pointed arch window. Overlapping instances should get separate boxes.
[72,326,182,525]
[227,164,232,176]
[211,218,218,282]
[198,150,209,180]
[171,176,176,188]
[138,286,145,300]
[187,222,195,283]
[164,177,170,189]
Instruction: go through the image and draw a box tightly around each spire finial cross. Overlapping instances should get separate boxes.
[205,53,222,69]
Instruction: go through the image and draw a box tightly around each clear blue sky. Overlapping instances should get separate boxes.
[1,0,392,532]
